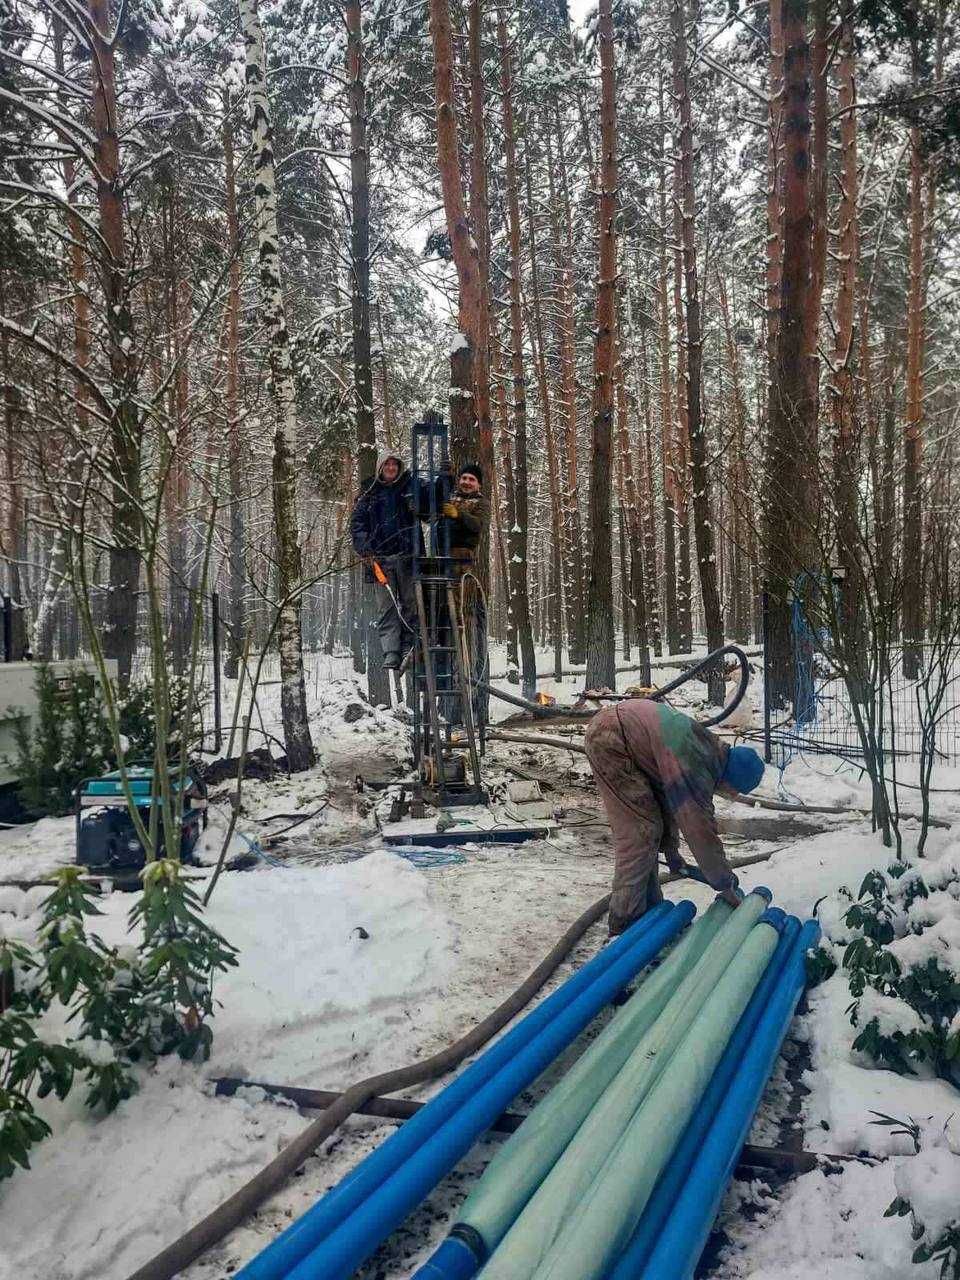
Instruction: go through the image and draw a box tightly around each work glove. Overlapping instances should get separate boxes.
[442,501,460,519]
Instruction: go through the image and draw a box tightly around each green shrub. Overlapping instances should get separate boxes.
[11,665,200,818]
[0,864,237,1179]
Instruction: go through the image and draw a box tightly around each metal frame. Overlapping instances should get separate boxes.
[408,412,486,807]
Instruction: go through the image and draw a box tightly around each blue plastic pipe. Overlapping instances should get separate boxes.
[605,908,799,1280]
[238,901,692,1280]
[631,918,821,1280]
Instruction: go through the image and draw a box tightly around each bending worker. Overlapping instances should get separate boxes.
[584,698,766,935]
[349,449,420,669]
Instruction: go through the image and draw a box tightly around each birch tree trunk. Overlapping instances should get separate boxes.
[239,0,315,770]
[497,11,537,700]
[584,0,618,689]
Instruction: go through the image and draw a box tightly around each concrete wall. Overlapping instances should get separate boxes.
[0,661,119,787]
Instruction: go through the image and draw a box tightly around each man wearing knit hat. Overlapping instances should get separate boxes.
[438,464,489,724]
[584,698,766,935]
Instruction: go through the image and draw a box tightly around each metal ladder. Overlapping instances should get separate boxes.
[409,412,486,807]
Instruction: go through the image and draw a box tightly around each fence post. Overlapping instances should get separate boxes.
[2,595,11,663]
[761,587,772,764]
[210,592,223,754]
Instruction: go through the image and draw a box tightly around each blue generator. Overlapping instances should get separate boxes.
[75,765,208,870]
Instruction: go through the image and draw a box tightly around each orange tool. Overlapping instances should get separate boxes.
[371,559,389,587]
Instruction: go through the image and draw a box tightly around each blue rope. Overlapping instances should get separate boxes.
[392,847,466,868]
[236,830,287,868]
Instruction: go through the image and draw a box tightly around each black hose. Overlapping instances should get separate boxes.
[474,645,752,729]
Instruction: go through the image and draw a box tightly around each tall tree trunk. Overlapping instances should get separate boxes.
[766,0,785,417]
[584,0,618,689]
[497,12,537,699]
[633,298,662,655]
[524,140,564,680]
[656,65,679,655]
[902,38,927,679]
[347,0,390,705]
[90,0,141,687]
[35,19,91,658]
[806,0,828,419]
[428,0,484,468]
[239,0,315,769]
[466,0,495,586]
[548,109,586,663]
[492,325,519,676]
[672,0,723,695]
[764,0,815,709]
[222,96,246,681]
[718,273,752,643]
[670,159,693,652]
[831,0,860,613]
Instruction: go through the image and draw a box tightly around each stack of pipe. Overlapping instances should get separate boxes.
[236,900,696,1280]
[236,889,818,1280]
[417,893,819,1280]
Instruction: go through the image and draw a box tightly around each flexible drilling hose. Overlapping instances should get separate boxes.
[125,892,614,1280]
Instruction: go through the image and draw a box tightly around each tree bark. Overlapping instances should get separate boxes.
[806,0,828,419]
[497,12,537,700]
[222,96,246,681]
[584,0,618,690]
[428,0,484,470]
[902,35,927,679]
[466,0,496,585]
[764,0,815,709]
[524,138,564,680]
[239,0,315,770]
[672,0,723,697]
[347,0,390,705]
[548,108,586,663]
[90,0,141,687]
[831,0,860,614]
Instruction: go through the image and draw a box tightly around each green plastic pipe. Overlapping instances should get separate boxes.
[478,893,771,1280]
[459,901,729,1252]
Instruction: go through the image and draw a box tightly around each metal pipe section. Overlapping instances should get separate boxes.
[240,902,694,1280]
[633,918,821,1280]
[605,909,800,1279]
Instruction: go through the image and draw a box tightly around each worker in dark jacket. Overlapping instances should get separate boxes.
[584,699,765,935]
[350,450,420,668]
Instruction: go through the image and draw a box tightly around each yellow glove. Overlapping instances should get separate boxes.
[442,501,460,519]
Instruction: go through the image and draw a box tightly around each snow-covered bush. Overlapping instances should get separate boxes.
[0,865,237,1180]
[885,1121,960,1279]
[841,865,960,1082]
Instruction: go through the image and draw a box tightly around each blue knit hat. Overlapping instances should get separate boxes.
[721,745,765,794]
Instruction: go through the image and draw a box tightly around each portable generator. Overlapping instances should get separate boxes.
[75,765,208,870]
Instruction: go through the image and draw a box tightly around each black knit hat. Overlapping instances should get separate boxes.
[459,463,483,486]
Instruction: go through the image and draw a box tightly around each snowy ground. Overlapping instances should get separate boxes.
[1,646,959,1280]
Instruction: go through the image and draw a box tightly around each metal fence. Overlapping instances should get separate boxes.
[762,589,960,768]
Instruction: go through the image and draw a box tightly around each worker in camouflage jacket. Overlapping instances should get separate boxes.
[438,463,489,725]
[584,698,765,935]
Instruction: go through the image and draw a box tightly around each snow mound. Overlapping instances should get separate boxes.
[895,1140,960,1244]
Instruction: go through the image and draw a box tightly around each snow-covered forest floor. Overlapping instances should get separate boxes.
[2,649,959,1280]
